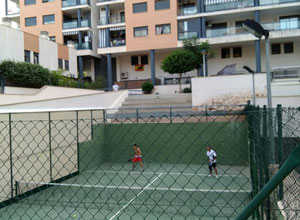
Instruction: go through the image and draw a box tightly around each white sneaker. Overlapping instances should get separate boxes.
[208,174,211,177]
[216,175,219,179]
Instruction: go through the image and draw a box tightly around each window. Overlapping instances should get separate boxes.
[280,16,299,30]
[42,0,54,2]
[178,18,200,40]
[25,17,37,26]
[24,50,31,63]
[43,14,55,24]
[34,52,39,64]
[134,26,148,37]
[271,44,281,55]
[233,47,242,58]
[156,24,171,35]
[141,55,148,65]
[284,42,293,54]
[49,36,56,42]
[131,56,138,66]
[155,0,170,10]
[221,48,230,59]
[133,2,147,13]
[58,59,63,69]
[64,60,69,70]
[25,0,36,5]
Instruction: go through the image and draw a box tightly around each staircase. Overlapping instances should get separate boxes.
[106,93,192,119]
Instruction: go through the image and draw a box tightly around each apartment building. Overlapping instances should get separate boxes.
[2,0,300,89]
[0,24,77,76]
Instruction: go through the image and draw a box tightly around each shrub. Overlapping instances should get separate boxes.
[142,81,154,94]
[183,87,191,93]
[0,60,50,88]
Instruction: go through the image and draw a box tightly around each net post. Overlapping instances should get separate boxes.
[15,181,19,203]
[136,108,139,123]
[9,113,13,199]
[170,107,172,123]
[276,104,283,200]
[48,112,53,182]
[103,109,106,124]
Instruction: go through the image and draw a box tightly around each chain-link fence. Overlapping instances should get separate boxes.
[0,105,299,220]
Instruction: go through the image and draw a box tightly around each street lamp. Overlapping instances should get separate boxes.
[243,65,256,106]
[243,19,272,108]
[201,49,207,77]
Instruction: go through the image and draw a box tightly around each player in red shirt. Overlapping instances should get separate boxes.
[132,144,144,172]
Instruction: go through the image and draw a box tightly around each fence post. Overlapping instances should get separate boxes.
[276,105,283,200]
[103,109,106,124]
[91,110,94,140]
[136,108,139,123]
[48,112,53,182]
[9,113,13,199]
[76,111,80,173]
[262,105,271,220]
[170,107,172,123]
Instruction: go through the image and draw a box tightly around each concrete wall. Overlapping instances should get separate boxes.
[68,47,78,77]
[0,24,24,62]
[39,37,58,71]
[192,73,267,106]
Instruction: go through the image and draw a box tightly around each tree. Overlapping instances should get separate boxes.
[161,50,197,92]
[183,37,215,73]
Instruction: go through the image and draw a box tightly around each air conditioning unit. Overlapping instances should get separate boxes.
[120,72,128,80]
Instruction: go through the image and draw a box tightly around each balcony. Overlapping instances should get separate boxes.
[262,20,300,31]
[178,4,197,16]
[260,0,299,6]
[111,38,125,47]
[97,0,123,3]
[62,0,90,7]
[63,19,91,29]
[205,0,254,12]
[178,31,199,40]
[75,42,92,50]
[6,7,20,16]
[98,15,125,26]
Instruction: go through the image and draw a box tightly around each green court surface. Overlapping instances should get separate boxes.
[0,163,251,220]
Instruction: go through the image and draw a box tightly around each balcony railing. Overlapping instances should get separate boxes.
[206,26,247,38]
[262,21,300,31]
[111,38,126,47]
[63,19,91,29]
[6,7,20,15]
[97,0,123,3]
[178,5,197,16]
[260,0,299,6]
[75,42,92,50]
[62,0,90,7]
[205,0,254,12]
[178,31,199,40]
[98,15,125,26]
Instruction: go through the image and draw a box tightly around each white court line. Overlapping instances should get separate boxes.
[86,170,248,178]
[108,173,163,220]
[17,180,251,193]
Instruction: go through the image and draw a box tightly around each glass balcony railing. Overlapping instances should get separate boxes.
[205,0,254,12]
[178,31,199,40]
[262,21,300,31]
[98,15,125,25]
[75,42,92,50]
[260,0,299,5]
[6,7,20,15]
[178,5,197,16]
[62,0,90,7]
[111,38,126,47]
[97,0,122,3]
[63,20,91,29]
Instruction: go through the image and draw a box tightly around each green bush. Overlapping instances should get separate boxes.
[0,60,50,88]
[183,88,191,93]
[142,81,154,94]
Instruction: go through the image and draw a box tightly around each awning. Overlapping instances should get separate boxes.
[110,26,126,31]
[63,31,79,36]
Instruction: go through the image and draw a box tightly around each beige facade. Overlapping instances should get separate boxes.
[125,0,178,51]
[20,0,63,44]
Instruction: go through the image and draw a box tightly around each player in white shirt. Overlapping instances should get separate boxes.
[206,146,218,178]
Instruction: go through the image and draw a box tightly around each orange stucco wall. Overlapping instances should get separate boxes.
[58,43,69,60]
[24,32,39,53]
[125,0,178,52]
[20,0,63,44]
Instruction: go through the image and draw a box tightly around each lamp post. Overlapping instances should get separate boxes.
[243,19,272,108]
[201,49,207,77]
[243,66,256,106]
